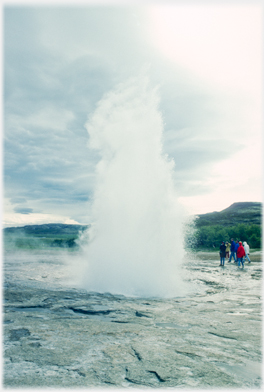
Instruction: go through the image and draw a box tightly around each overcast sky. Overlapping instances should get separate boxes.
[3,1,263,227]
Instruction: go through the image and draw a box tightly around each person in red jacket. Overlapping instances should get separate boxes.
[237,241,246,268]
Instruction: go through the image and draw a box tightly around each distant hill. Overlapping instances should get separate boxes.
[3,223,89,250]
[4,223,89,237]
[190,202,262,249]
[195,202,262,228]
[3,202,262,251]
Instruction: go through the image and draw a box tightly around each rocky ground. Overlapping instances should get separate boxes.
[3,250,263,388]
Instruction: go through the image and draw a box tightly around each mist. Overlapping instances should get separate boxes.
[75,76,187,297]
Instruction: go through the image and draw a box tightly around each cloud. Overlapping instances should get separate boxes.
[147,4,262,94]
[3,4,262,223]
[3,211,80,228]
[13,207,33,215]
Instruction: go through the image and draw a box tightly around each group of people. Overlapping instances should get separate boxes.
[219,238,251,268]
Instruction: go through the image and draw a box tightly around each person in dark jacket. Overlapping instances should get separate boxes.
[237,241,246,268]
[229,238,236,262]
[219,241,226,266]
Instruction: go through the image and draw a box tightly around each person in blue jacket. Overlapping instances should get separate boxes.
[235,240,239,262]
[229,238,236,262]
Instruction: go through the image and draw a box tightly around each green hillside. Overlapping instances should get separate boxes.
[190,202,262,250]
[3,223,89,250]
[3,202,262,251]
[196,202,261,227]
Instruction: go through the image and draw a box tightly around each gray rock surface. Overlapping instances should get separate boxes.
[3,250,262,388]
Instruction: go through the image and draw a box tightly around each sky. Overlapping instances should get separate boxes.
[3,0,263,227]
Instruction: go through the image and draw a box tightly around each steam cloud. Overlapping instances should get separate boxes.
[77,76,187,297]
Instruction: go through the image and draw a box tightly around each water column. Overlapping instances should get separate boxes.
[80,76,186,297]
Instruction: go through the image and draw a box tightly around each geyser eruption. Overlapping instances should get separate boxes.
[79,77,186,297]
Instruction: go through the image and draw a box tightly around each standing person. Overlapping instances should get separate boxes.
[219,241,226,266]
[237,241,246,268]
[225,241,231,260]
[243,241,251,263]
[229,238,236,262]
[235,240,240,262]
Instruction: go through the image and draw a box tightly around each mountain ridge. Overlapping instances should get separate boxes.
[3,202,262,250]
[4,223,89,236]
[3,202,262,232]
[195,201,262,227]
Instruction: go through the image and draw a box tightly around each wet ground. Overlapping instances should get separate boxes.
[3,249,263,388]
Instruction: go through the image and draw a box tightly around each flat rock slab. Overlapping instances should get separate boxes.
[3,251,262,388]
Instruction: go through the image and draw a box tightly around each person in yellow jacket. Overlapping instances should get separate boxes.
[225,241,231,259]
